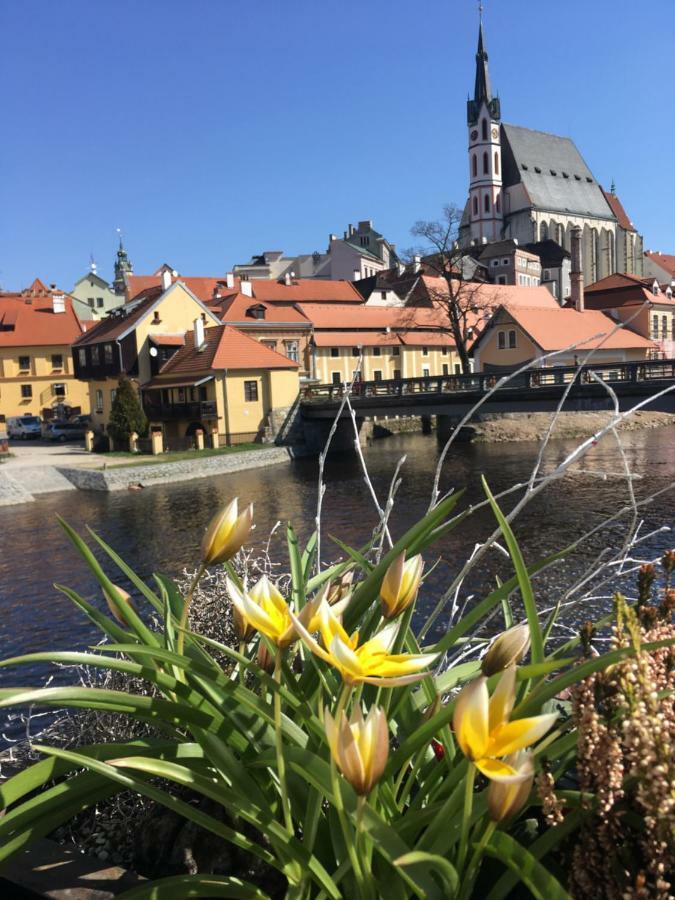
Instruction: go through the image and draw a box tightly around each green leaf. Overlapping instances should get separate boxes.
[483,830,572,900]
[117,874,272,899]
[481,478,544,664]
[394,851,459,896]
[86,525,164,615]
[287,523,306,608]
[301,530,318,581]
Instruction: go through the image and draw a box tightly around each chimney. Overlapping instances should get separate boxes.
[160,269,172,291]
[329,233,337,243]
[52,294,66,314]
[570,226,584,312]
[193,317,205,349]
[284,272,292,286]
[413,255,422,274]
[241,280,253,298]
[225,271,235,289]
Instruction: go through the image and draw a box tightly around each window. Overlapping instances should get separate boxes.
[352,347,360,357]
[483,152,488,174]
[78,348,87,367]
[332,372,341,385]
[51,353,63,369]
[374,370,382,382]
[393,369,401,380]
[284,340,299,362]
[88,297,95,307]
[454,364,461,374]
[96,297,104,309]
[543,269,551,281]
[21,384,32,399]
[244,380,258,402]
[540,222,548,241]
[53,383,66,398]
[442,346,448,355]
[472,154,477,177]
[110,389,117,405]
[392,346,400,356]
[95,389,103,412]
[104,344,114,365]
[330,347,339,357]
[373,347,381,356]
[491,259,500,268]
[472,196,478,216]
[481,119,488,140]
[495,195,501,213]
[380,290,387,300]
[662,315,668,337]
[248,305,266,320]
[442,363,449,375]
[502,258,510,266]
[91,345,100,365]
[18,355,30,370]
[508,330,517,348]
[494,151,500,175]
[498,331,506,349]
[262,340,277,351]
[359,236,370,247]
[484,194,490,213]
[497,275,507,284]
[422,347,429,356]
[652,315,659,338]
[422,366,430,377]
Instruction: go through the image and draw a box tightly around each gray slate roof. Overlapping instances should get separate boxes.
[501,124,615,221]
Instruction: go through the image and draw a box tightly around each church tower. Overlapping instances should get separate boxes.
[466,17,503,243]
[112,232,134,296]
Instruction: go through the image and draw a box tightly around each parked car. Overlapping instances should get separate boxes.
[46,421,87,442]
[71,414,93,428]
[7,416,42,440]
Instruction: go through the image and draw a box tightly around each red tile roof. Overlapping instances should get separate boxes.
[297,303,452,330]
[0,285,84,347]
[73,292,161,346]
[494,306,655,352]
[416,276,559,310]
[249,279,363,303]
[398,332,455,347]
[215,293,311,326]
[645,251,675,278]
[584,273,675,309]
[147,325,299,384]
[601,188,634,231]
[149,334,186,346]
[126,275,240,303]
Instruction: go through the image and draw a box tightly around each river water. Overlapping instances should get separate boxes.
[1,426,673,742]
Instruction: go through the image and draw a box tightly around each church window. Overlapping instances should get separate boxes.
[484,194,490,213]
[540,222,548,241]
[483,152,489,174]
[494,152,500,175]
[495,194,501,213]
[472,154,477,177]
[557,224,564,245]
[472,196,478,216]
[481,119,488,140]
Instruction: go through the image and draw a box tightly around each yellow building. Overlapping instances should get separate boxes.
[142,322,300,445]
[72,281,222,430]
[0,279,90,421]
[472,305,656,372]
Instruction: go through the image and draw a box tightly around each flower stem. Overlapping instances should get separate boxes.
[457,762,475,874]
[176,561,206,657]
[273,647,294,836]
[459,820,496,900]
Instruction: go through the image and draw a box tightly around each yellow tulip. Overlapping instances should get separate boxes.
[481,624,531,677]
[452,664,557,781]
[201,498,253,566]
[324,705,389,796]
[487,750,534,821]
[232,605,255,642]
[289,602,437,686]
[226,577,339,649]
[103,585,135,625]
[326,570,354,606]
[380,552,424,619]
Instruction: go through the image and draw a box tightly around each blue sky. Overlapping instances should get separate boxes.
[2,0,673,291]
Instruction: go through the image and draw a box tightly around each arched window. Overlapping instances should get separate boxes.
[483,152,488,175]
[557,224,564,245]
[472,154,477,177]
[484,194,490,213]
[495,194,501,213]
[495,152,500,175]
[540,222,548,241]
[481,119,488,141]
[472,196,478,216]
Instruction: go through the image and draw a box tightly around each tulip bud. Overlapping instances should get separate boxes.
[233,605,255,642]
[326,570,354,606]
[481,623,530,676]
[103,585,135,626]
[324,705,389,796]
[256,640,276,674]
[380,552,424,619]
[201,498,253,566]
[487,751,534,822]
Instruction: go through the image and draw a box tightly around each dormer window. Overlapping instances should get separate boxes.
[247,304,266,320]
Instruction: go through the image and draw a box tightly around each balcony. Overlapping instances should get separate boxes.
[143,399,217,421]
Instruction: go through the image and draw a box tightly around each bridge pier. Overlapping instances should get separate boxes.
[301,416,373,455]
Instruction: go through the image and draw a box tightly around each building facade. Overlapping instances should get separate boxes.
[70,265,124,320]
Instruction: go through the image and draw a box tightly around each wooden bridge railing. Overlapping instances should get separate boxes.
[300,358,675,404]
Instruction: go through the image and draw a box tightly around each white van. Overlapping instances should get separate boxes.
[7,415,42,439]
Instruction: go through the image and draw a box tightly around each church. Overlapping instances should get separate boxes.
[458,19,643,289]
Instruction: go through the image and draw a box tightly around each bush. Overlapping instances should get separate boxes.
[107,377,148,446]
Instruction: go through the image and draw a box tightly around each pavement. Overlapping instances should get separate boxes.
[1,438,102,469]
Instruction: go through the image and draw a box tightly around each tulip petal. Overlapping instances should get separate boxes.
[360,672,429,687]
[287,607,333,664]
[380,552,405,609]
[330,635,365,680]
[487,712,558,757]
[488,664,516,732]
[453,676,489,761]
[474,757,521,782]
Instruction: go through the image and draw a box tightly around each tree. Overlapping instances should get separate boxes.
[406,204,501,374]
[107,376,148,446]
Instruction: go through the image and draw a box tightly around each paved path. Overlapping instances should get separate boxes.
[0,469,35,506]
[2,440,102,469]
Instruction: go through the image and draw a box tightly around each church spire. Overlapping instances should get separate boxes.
[113,228,134,295]
[467,10,500,125]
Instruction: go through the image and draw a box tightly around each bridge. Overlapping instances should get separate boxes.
[298,358,675,450]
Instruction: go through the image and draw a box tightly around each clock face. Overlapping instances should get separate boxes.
[470,130,478,141]
[491,127,499,139]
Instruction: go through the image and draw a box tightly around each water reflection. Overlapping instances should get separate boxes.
[0,426,673,738]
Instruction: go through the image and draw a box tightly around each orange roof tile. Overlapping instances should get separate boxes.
[216,293,311,326]
[149,334,186,346]
[601,188,635,231]
[297,303,452,330]
[0,288,83,347]
[493,306,655,352]
[584,273,675,309]
[645,251,675,278]
[416,276,559,310]
[249,279,363,303]
[148,325,299,383]
[126,274,238,303]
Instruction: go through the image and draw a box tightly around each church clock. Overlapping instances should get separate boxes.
[471,129,478,141]
[491,126,499,139]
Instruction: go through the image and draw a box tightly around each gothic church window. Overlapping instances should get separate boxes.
[481,119,488,140]
[496,195,501,213]
[540,222,548,241]
[472,196,478,216]
[484,194,490,213]
[494,152,500,175]
[483,152,489,174]
[472,154,477,177]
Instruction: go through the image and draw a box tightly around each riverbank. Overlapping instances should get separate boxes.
[467,410,673,443]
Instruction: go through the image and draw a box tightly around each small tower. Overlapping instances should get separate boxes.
[466,15,503,243]
[112,231,134,295]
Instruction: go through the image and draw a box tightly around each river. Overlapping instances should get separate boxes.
[1,426,673,742]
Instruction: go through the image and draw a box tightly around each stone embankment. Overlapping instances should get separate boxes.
[59,446,290,492]
[465,410,673,443]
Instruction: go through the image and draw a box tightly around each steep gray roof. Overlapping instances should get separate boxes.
[501,124,615,221]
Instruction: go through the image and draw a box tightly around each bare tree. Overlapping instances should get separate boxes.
[406,204,499,374]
